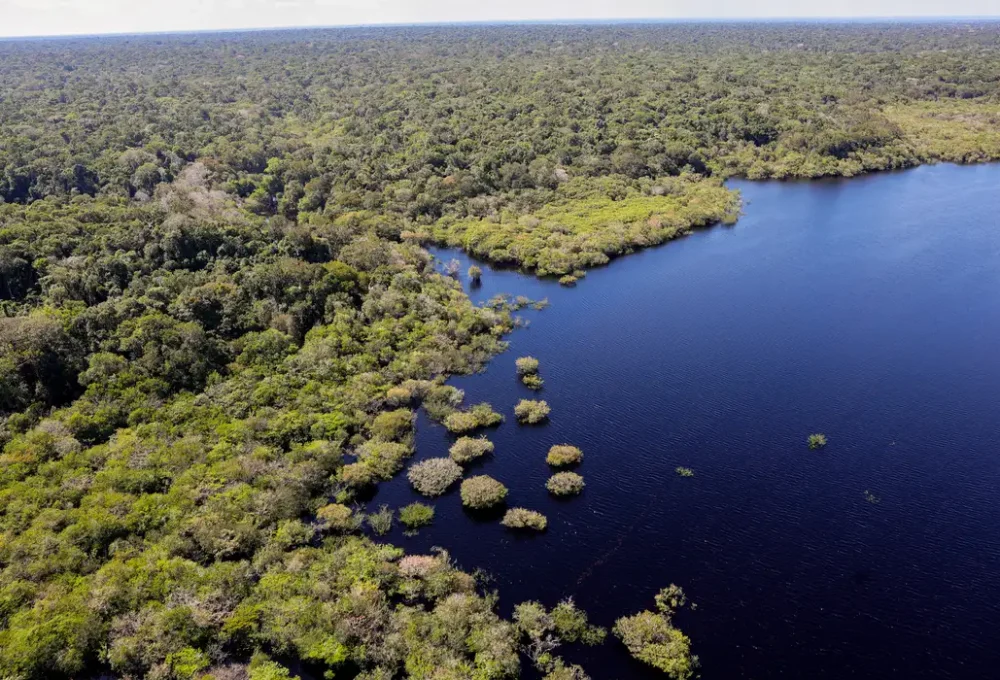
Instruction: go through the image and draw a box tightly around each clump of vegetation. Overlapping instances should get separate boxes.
[808,433,828,449]
[516,356,541,376]
[366,505,394,535]
[317,503,359,532]
[864,490,881,505]
[460,475,509,509]
[522,374,545,390]
[547,472,586,496]
[468,265,483,283]
[502,508,549,530]
[559,275,579,286]
[614,585,696,679]
[675,467,695,477]
[357,439,413,480]
[517,357,544,389]
[515,399,551,424]
[547,444,583,467]
[515,599,607,674]
[408,458,464,496]
[444,402,504,434]
[449,436,495,464]
[399,502,435,529]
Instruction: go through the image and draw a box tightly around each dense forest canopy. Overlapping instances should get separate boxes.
[1,21,999,680]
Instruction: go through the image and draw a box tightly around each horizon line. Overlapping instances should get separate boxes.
[3,15,1000,42]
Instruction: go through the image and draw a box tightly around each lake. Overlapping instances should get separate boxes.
[372,163,1000,679]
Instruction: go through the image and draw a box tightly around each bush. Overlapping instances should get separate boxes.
[366,505,394,535]
[356,440,412,480]
[808,433,828,449]
[468,265,483,283]
[613,586,695,679]
[522,374,544,390]
[444,402,503,434]
[408,458,463,496]
[399,502,435,529]
[547,472,585,496]
[449,436,495,464]
[559,275,578,286]
[501,508,548,530]
[675,467,694,477]
[460,475,508,509]
[316,503,358,532]
[546,445,583,467]
[370,409,414,441]
[339,462,376,488]
[516,356,540,376]
[515,399,551,424]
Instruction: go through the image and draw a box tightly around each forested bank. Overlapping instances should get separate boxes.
[2,21,1000,679]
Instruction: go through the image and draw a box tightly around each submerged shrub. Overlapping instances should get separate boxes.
[515,399,551,424]
[613,585,695,679]
[449,436,495,464]
[808,433,828,449]
[522,374,544,390]
[501,508,548,530]
[516,356,540,376]
[547,472,585,496]
[408,458,463,496]
[460,475,508,509]
[367,505,394,535]
[468,265,483,283]
[559,275,578,286]
[546,445,583,467]
[399,502,435,529]
[444,402,503,433]
[675,467,694,477]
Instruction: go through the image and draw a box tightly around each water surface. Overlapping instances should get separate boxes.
[375,164,1000,680]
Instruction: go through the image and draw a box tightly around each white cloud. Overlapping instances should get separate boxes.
[0,0,996,38]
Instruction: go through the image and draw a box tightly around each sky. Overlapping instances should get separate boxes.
[0,0,997,38]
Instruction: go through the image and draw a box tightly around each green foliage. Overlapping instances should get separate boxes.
[248,651,300,679]
[514,598,605,673]
[515,400,551,425]
[460,475,509,509]
[399,502,435,529]
[434,176,738,275]
[449,436,495,464]
[408,458,464,497]
[443,403,504,434]
[317,503,359,532]
[501,508,548,531]
[675,467,695,477]
[614,586,696,679]
[516,357,540,376]
[367,505,394,536]
[546,445,583,467]
[808,433,828,449]
[546,472,585,496]
[522,374,545,390]
[468,266,483,283]
[4,21,996,677]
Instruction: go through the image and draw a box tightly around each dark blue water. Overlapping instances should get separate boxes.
[372,163,1000,680]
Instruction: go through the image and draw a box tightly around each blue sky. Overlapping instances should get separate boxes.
[0,0,997,38]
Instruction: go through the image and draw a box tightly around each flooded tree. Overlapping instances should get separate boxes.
[515,399,551,424]
[460,475,509,509]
